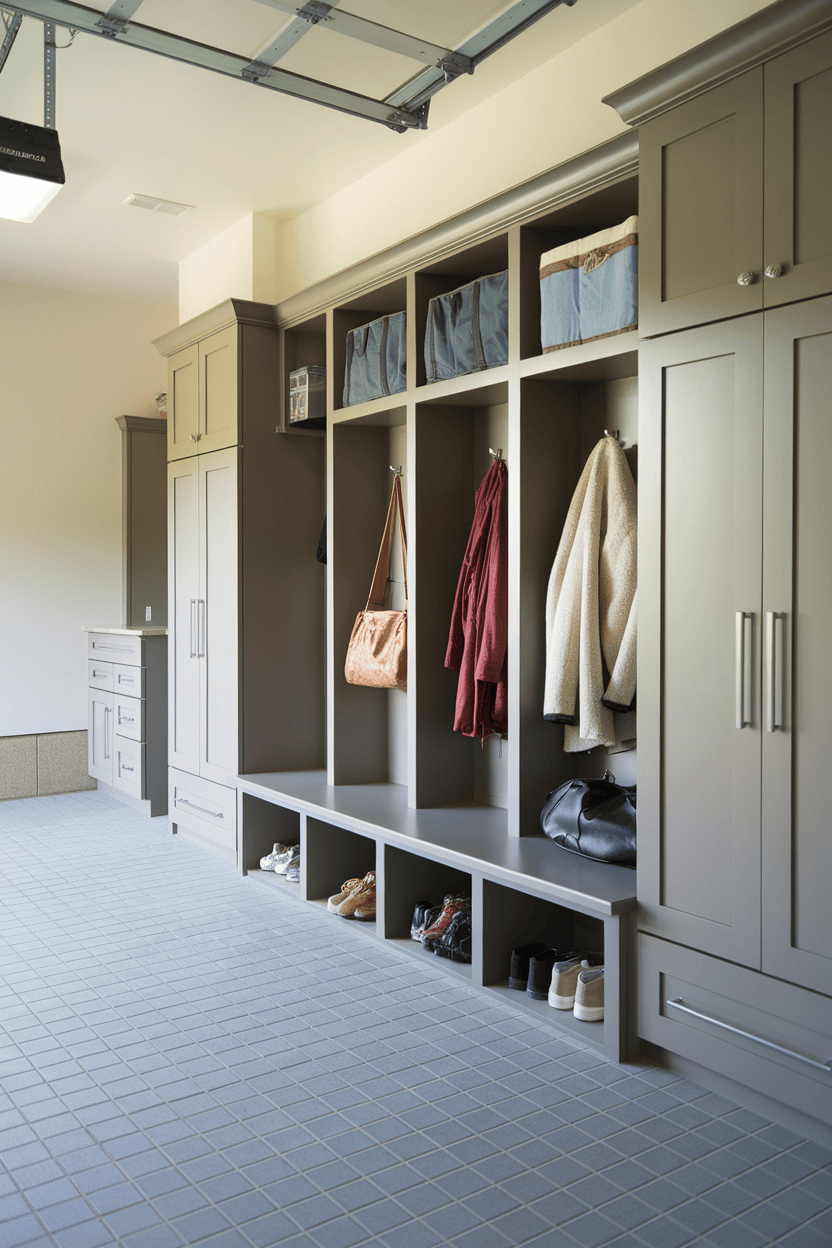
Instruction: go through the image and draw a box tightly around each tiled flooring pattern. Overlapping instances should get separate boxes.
[1,793,831,1248]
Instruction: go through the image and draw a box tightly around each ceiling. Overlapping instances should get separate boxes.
[0,0,641,300]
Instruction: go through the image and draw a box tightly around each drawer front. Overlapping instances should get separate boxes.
[169,767,237,854]
[114,693,144,741]
[88,660,114,691]
[114,664,145,697]
[112,736,145,801]
[638,933,832,1127]
[87,633,143,666]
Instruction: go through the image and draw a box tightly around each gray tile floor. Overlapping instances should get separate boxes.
[1,792,831,1248]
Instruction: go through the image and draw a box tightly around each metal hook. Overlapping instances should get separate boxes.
[390,464,402,477]
[489,447,505,464]
[604,429,619,441]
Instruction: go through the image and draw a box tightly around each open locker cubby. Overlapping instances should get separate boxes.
[305,816,377,931]
[330,413,407,788]
[412,391,508,810]
[332,278,408,417]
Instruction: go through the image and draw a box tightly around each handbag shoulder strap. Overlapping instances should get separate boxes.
[366,475,408,609]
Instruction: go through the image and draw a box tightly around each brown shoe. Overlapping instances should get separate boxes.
[327,878,361,914]
[337,871,376,918]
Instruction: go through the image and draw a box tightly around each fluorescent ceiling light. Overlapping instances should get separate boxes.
[0,115,65,223]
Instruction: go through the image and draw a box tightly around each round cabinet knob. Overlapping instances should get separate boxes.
[737,271,757,287]
[765,263,784,279]
[189,434,197,442]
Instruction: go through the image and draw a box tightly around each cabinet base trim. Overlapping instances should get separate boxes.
[643,1041,832,1151]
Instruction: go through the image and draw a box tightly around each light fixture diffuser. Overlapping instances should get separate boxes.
[0,115,65,223]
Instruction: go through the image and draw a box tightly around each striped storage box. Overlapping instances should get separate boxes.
[540,215,638,352]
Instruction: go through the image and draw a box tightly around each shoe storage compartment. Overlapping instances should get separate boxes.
[482,876,626,1059]
[330,415,407,787]
[412,394,508,809]
[305,817,376,928]
[382,843,472,976]
[237,790,302,877]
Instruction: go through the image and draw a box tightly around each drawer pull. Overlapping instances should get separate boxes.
[94,643,133,653]
[93,669,109,679]
[177,797,223,819]
[666,998,832,1073]
[121,764,134,772]
[119,715,135,723]
[119,676,135,684]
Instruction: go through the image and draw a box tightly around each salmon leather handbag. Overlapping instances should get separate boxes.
[344,475,407,691]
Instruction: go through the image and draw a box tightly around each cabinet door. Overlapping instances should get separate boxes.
[764,32,832,309]
[639,70,764,337]
[762,296,832,996]
[168,344,199,461]
[639,317,763,968]
[88,688,113,785]
[168,457,200,774]
[198,446,239,783]
[198,327,239,455]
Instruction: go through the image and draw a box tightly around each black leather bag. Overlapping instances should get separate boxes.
[540,770,636,867]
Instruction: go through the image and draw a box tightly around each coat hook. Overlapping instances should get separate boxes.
[390,464,402,476]
[489,447,505,464]
[604,429,620,441]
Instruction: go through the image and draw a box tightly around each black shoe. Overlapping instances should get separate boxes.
[508,942,546,990]
[526,948,561,1001]
[436,911,472,963]
[410,899,433,941]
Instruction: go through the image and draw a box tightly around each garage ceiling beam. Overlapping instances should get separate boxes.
[387,0,578,112]
[10,0,427,129]
[251,0,474,77]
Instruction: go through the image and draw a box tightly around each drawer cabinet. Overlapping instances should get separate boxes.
[638,934,832,1128]
[86,631,167,817]
[169,767,237,861]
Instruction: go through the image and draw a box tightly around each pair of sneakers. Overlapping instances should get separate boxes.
[260,842,300,880]
[549,954,605,1021]
[326,872,376,920]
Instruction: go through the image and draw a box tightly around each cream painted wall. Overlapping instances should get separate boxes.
[179,212,281,322]
[274,0,774,300]
[0,281,177,736]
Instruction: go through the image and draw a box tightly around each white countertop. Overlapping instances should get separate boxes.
[84,626,168,636]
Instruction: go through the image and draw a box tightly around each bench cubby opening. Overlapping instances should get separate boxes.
[305,817,376,917]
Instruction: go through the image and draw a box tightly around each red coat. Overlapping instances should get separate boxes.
[445,461,508,738]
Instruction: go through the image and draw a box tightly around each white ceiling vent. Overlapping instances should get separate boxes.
[123,193,193,216]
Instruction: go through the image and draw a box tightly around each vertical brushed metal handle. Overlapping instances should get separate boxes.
[198,599,206,658]
[103,707,111,759]
[189,599,196,658]
[767,612,786,731]
[735,612,753,728]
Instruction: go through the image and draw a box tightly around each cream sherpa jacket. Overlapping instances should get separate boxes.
[544,434,637,752]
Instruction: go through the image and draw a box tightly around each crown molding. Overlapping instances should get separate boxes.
[603,0,832,127]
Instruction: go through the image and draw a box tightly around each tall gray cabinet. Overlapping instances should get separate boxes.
[155,300,326,861]
[605,2,832,1133]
